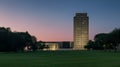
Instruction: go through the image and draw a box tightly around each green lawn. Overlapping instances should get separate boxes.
[0,51,120,67]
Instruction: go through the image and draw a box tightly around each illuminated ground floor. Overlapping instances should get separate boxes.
[38,41,73,51]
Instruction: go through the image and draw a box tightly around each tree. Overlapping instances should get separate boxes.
[109,28,120,52]
[31,36,37,51]
[93,28,120,51]
[36,41,46,50]
[0,27,37,52]
[0,27,12,51]
[94,33,114,50]
[94,33,108,50]
[84,40,95,50]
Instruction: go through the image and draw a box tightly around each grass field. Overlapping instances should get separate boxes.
[0,50,120,67]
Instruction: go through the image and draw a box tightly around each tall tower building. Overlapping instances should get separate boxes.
[73,13,89,50]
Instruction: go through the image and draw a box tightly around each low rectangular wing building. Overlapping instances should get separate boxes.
[38,41,73,51]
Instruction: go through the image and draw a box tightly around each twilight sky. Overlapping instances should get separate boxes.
[0,0,120,41]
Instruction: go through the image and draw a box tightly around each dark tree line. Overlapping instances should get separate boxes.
[85,28,120,51]
[0,27,37,52]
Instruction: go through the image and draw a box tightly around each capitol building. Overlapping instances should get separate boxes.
[38,13,89,50]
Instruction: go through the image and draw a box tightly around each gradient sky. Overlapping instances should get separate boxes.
[0,0,120,41]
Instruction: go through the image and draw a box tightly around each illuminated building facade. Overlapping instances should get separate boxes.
[73,13,89,50]
[37,41,73,51]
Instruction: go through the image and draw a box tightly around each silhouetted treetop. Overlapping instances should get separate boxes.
[0,27,37,52]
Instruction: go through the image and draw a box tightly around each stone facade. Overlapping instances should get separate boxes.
[73,13,89,50]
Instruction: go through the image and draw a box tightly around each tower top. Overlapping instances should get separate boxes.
[75,13,88,17]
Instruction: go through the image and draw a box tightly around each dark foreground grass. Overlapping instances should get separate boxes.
[0,51,120,67]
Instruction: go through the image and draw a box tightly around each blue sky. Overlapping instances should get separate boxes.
[0,0,120,41]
